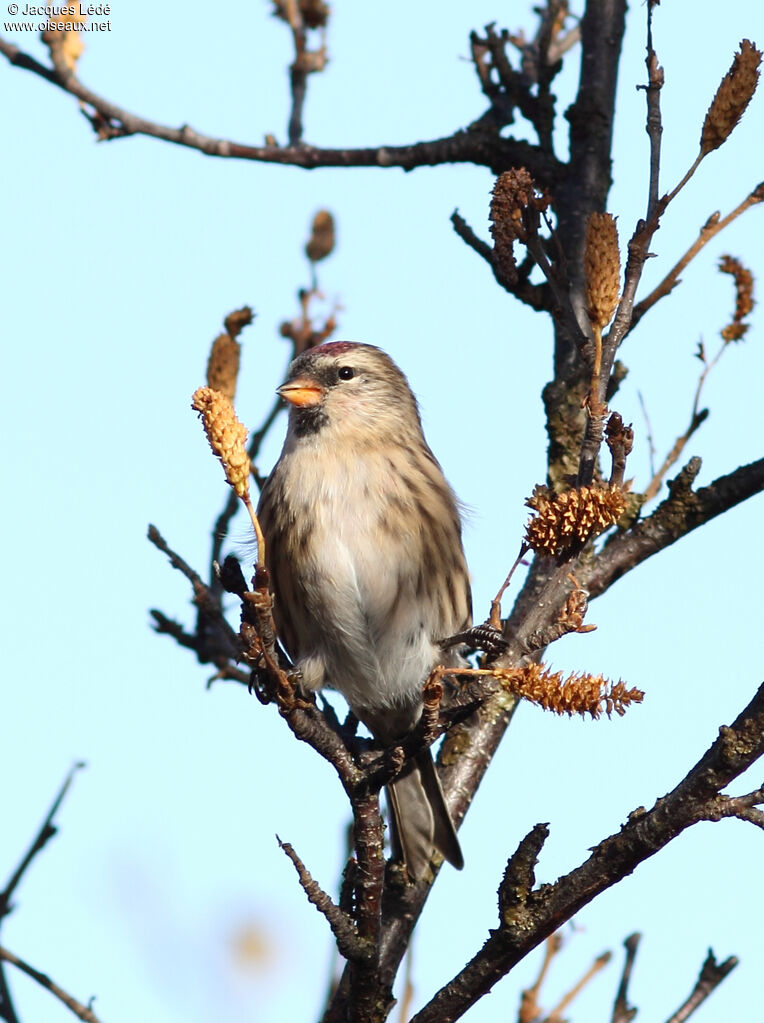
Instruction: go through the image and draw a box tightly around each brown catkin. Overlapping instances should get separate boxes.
[489,169,547,285]
[191,387,251,498]
[490,169,536,248]
[701,39,761,155]
[584,213,621,328]
[497,663,643,719]
[719,254,755,342]
[206,334,241,402]
[305,210,335,262]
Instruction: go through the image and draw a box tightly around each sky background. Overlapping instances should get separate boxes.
[2,2,763,1022]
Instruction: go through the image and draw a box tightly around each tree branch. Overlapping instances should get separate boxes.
[664,949,738,1023]
[147,524,240,665]
[0,35,563,180]
[450,211,551,311]
[0,947,103,1023]
[575,1,664,486]
[1,764,86,1023]
[278,838,371,963]
[585,456,764,598]
[409,681,764,1023]
[610,932,640,1023]
[630,183,764,331]
[0,762,85,921]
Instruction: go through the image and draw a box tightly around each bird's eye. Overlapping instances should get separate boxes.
[338,366,355,381]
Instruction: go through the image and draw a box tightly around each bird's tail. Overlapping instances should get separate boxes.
[386,749,464,880]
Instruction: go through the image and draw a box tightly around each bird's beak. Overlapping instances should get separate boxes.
[277,377,324,407]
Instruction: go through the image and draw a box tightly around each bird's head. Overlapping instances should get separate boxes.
[277,342,423,443]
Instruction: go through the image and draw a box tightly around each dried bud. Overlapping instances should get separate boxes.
[41,8,87,72]
[701,40,761,156]
[525,483,626,556]
[584,213,621,328]
[497,663,644,719]
[305,210,335,263]
[191,387,251,498]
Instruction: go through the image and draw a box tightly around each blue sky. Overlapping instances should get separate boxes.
[2,2,763,1021]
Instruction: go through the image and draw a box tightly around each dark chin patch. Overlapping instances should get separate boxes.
[293,404,328,437]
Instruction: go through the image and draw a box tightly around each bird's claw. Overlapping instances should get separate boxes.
[449,623,508,657]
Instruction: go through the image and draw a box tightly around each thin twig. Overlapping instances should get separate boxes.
[703,786,764,829]
[637,391,657,479]
[0,764,86,1023]
[643,338,729,501]
[547,949,612,1022]
[663,152,703,207]
[611,932,640,1023]
[209,385,284,588]
[631,183,764,330]
[0,763,85,920]
[278,838,370,962]
[450,211,550,310]
[148,524,240,663]
[397,946,415,1023]
[0,946,103,1023]
[577,2,666,486]
[586,455,764,598]
[518,933,562,1023]
[663,949,738,1023]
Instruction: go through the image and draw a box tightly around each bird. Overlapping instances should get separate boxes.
[257,341,471,879]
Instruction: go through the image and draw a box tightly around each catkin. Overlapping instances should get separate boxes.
[700,40,761,155]
[191,387,251,498]
[499,663,643,719]
[305,210,336,262]
[584,213,621,329]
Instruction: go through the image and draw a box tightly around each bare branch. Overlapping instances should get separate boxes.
[611,932,640,1023]
[575,1,665,487]
[585,457,764,598]
[631,183,764,330]
[0,947,103,1023]
[409,681,764,1023]
[277,837,370,963]
[450,210,550,311]
[275,0,329,145]
[0,763,85,921]
[547,948,611,1022]
[518,934,562,1023]
[1,764,86,1023]
[663,949,738,1023]
[498,824,550,922]
[0,35,562,180]
[147,524,240,664]
[703,787,764,830]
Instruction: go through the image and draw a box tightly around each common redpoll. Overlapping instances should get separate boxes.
[257,342,471,878]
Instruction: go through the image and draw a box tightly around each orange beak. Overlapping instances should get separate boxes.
[277,377,324,407]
